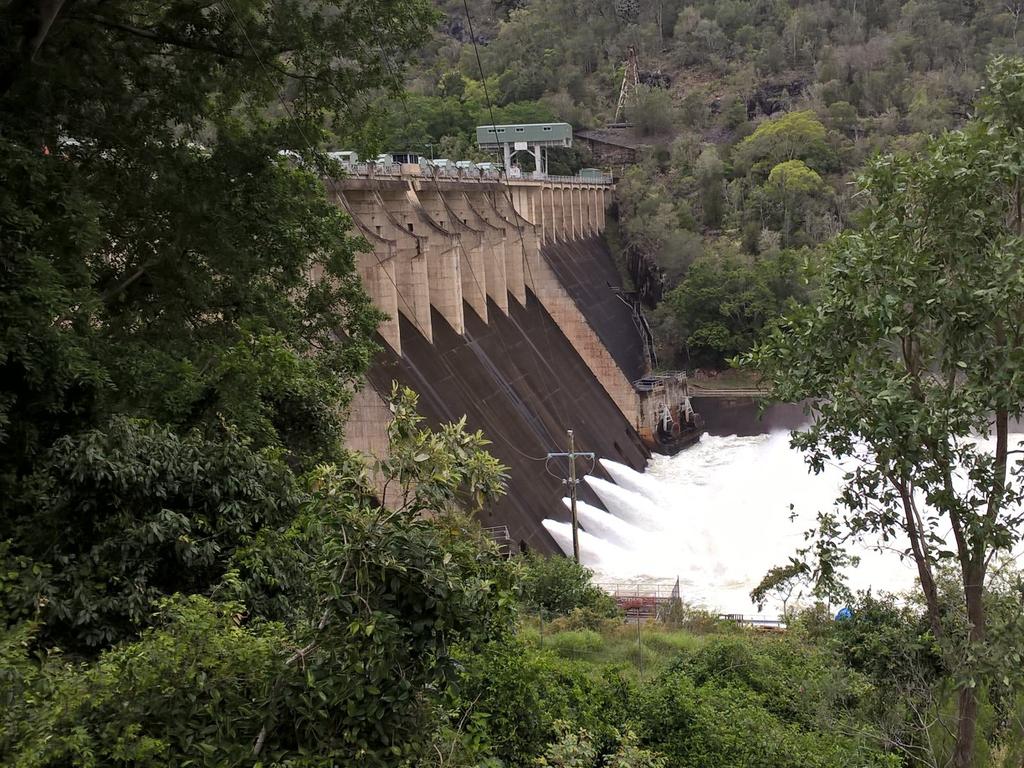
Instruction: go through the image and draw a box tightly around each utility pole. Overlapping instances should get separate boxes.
[545,430,595,564]
[567,430,579,563]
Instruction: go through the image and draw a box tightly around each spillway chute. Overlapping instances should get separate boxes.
[542,519,630,574]
[583,475,661,528]
[599,458,665,502]
[563,498,646,548]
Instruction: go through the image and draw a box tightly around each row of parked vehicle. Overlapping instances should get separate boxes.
[325,150,502,173]
[279,149,609,183]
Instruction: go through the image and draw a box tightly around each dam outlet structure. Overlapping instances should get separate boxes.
[332,162,698,553]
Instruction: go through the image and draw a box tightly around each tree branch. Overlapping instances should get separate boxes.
[69,12,245,59]
[885,468,942,637]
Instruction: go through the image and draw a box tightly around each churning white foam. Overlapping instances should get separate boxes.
[541,430,1004,619]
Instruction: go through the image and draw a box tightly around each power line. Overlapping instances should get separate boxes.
[225,1,585,469]
[372,9,585,455]
[220,0,331,177]
[460,0,577,425]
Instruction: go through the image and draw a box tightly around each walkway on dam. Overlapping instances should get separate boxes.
[340,160,613,186]
[687,385,769,398]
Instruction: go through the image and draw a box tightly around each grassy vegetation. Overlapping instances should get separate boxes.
[524,614,728,681]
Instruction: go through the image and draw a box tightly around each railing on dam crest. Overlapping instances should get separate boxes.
[339,162,613,186]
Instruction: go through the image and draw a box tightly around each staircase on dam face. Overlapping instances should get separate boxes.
[332,167,655,553]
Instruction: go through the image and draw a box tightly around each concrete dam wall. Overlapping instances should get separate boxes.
[336,171,650,552]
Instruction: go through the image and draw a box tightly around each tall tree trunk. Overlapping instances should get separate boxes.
[952,562,987,768]
[953,687,979,768]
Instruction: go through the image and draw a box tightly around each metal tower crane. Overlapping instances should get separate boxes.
[614,46,640,124]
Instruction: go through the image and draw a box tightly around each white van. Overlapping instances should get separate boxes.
[327,150,358,164]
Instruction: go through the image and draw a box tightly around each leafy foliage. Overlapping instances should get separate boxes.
[750,560,810,618]
[1,390,517,767]
[641,638,897,768]
[537,722,666,768]
[5,417,300,650]
[0,0,444,655]
[655,247,808,366]
[447,638,627,766]
[746,56,1024,767]
[518,553,620,618]
[735,111,835,176]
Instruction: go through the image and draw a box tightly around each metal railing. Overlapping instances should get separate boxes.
[482,525,514,558]
[686,384,769,398]
[543,173,614,185]
[597,583,786,628]
[331,162,611,185]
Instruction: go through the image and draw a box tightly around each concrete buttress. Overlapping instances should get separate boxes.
[328,187,401,353]
[461,191,509,314]
[373,182,464,337]
[415,182,488,323]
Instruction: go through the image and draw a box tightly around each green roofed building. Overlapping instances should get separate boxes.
[475,122,572,176]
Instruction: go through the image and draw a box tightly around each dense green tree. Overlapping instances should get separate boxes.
[695,146,726,227]
[1,388,515,766]
[0,0,437,651]
[747,57,1024,768]
[734,110,835,176]
[628,85,676,136]
[657,248,806,367]
[758,159,833,246]
[517,553,619,618]
[7,417,302,650]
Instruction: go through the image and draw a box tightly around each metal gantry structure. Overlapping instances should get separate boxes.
[614,46,640,123]
[475,122,573,178]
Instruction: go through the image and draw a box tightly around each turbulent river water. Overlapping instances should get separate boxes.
[542,430,926,619]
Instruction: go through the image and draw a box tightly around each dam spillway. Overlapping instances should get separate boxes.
[332,167,656,552]
[365,287,649,552]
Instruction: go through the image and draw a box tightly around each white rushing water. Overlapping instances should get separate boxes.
[542,431,929,618]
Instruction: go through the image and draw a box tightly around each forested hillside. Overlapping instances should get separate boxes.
[383,0,1022,367]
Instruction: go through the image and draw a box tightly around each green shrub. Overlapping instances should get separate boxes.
[539,722,666,768]
[642,631,701,657]
[518,554,619,618]
[641,672,893,768]
[548,629,604,659]
[638,635,896,768]
[449,639,626,766]
[547,607,622,634]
